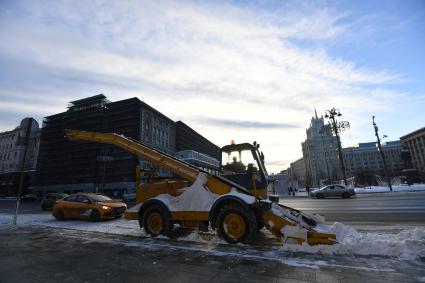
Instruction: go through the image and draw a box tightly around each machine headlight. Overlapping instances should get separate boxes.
[102,205,111,210]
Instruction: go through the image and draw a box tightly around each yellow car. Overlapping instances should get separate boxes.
[52,193,127,221]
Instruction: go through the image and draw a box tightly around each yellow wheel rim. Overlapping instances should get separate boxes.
[146,212,163,234]
[223,213,246,239]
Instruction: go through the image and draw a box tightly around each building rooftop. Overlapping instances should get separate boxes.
[358,142,377,148]
[400,127,425,140]
[344,140,400,150]
[67,94,110,111]
[68,94,107,106]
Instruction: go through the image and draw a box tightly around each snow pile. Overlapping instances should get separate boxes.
[271,203,302,225]
[155,173,218,211]
[282,222,425,260]
[271,203,324,229]
[315,222,359,241]
[355,184,425,194]
[154,173,256,212]
[281,225,307,242]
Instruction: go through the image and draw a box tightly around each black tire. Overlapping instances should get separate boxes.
[215,204,257,244]
[89,209,101,222]
[142,204,173,237]
[316,194,324,199]
[53,209,65,221]
[256,217,264,232]
[342,192,350,199]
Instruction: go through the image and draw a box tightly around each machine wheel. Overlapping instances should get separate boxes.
[342,192,350,199]
[143,204,173,237]
[89,209,101,222]
[53,209,65,221]
[316,194,324,199]
[215,204,257,244]
[256,217,265,232]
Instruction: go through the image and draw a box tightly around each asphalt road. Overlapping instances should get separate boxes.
[0,199,135,214]
[280,191,425,223]
[1,191,425,223]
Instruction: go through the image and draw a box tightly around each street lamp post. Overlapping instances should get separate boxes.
[372,116,393,192]
[324,108,349,186]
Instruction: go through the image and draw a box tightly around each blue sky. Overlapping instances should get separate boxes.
[0,0,424,172]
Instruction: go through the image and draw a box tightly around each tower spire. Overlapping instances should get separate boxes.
[314,107,318,119]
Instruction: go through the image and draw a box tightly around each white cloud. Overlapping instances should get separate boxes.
[0,0,414,172]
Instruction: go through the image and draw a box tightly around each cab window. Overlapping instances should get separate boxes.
[64,195,77,202]
[222,149,258,174]
[77,195,90,203]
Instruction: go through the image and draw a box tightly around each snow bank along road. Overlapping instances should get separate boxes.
[282,191,425,222]
[1,211,425,282]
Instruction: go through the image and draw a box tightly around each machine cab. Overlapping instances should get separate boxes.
[220,142,269,199]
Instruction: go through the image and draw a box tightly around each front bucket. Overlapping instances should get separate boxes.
[263,203,337,245]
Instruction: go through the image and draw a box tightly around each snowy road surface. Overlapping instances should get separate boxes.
[282,191,425,222]
[1,212,425,282]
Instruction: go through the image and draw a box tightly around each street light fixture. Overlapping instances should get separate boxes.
[324,107,349,186]
[372,116,393,191]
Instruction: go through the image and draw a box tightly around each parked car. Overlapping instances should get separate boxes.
[52,193,127,221]
[310,184,355,199]
[41,193,69,210]
[122,193,136,202]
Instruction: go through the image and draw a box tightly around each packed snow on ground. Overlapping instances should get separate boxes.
[354,183,425,193]
[0,213,225,245]
[0,213,144,237]
[1,212,424,260]
[280,222,425,260]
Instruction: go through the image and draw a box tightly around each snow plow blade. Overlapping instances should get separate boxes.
[262,203,337,245]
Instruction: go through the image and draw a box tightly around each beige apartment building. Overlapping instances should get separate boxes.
[400,127,425,174]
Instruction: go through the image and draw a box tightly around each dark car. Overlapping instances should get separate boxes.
[310,184,356,199]
[41,193,69,210]
[20,194,41,202]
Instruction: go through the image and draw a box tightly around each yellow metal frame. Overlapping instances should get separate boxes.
[66,129,337,245]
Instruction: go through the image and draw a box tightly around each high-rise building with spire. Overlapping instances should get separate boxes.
[301,112,340,187]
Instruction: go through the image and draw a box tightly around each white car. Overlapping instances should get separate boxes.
[310,184,356,199]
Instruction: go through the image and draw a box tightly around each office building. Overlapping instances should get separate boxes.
[0,118,40,195]
[34,94,219,196]
[342,141,402,177]
[400,127,425,174]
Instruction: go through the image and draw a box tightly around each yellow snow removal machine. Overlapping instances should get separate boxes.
[65,129,336,245]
